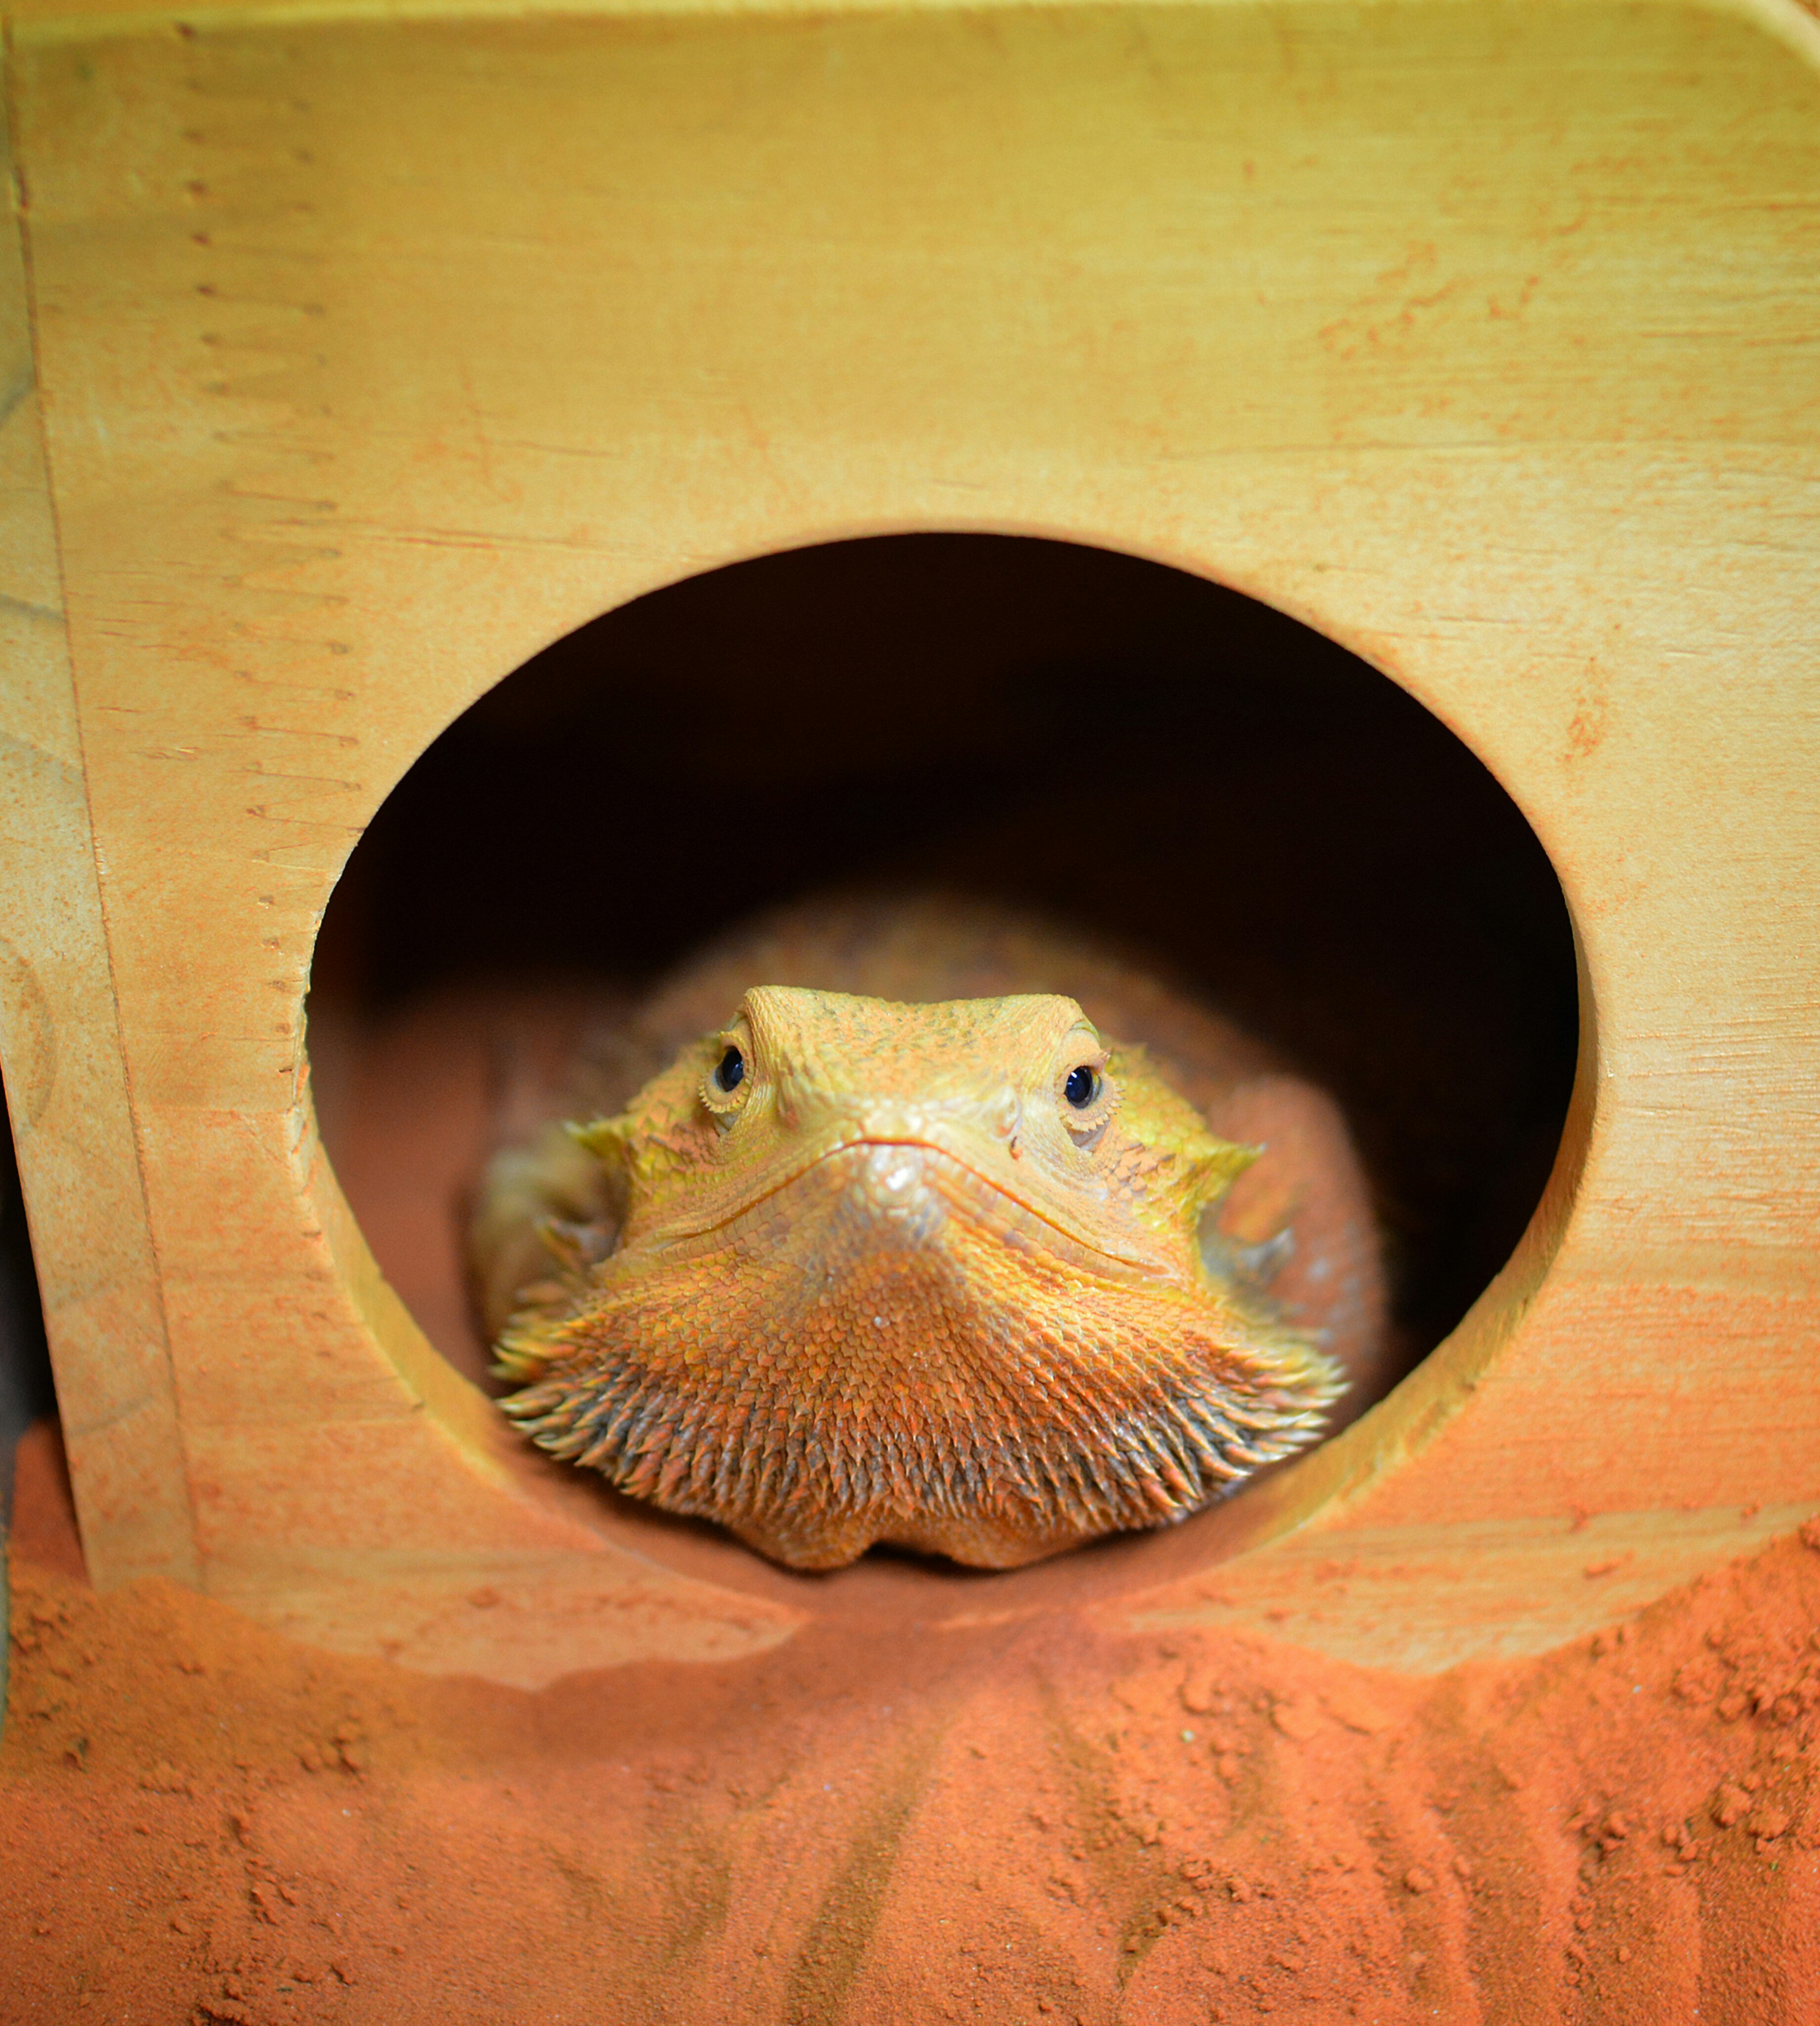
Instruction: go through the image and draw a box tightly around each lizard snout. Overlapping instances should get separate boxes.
[834,1084,1019,1149]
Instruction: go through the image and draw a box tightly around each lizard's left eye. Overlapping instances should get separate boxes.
[701,1028,755,1117]
[1065,1065,1099,1109]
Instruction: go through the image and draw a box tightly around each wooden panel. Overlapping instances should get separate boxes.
[2,0,1816,1675]
[0,91,196,1587]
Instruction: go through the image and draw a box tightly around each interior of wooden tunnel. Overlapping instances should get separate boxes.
[307,532,1579,1455]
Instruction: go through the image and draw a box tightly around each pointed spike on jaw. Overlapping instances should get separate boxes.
[567,1116,628,1161]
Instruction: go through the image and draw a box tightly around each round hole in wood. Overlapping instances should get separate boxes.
[308,533,1579,1605]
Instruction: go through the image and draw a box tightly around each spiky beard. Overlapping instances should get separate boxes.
[499,1142,1340,1570]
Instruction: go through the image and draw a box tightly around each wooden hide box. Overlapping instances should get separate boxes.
[0,0,1815,1688]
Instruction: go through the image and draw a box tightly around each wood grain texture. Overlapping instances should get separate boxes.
[0,93,197,1588]
[0,0,1814,1676]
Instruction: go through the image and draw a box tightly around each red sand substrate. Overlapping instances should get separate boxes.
[4,1424,1818,2026]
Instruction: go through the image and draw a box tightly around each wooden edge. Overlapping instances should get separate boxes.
[5,0,1818,67]
[0,70,197,1586]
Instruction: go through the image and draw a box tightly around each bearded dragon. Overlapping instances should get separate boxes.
[473,896,1386,1571]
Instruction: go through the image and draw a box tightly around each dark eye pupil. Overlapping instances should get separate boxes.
[1065,1065,1096,1109]
[715,1045,745,1093]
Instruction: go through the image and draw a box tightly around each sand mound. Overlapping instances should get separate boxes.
[5,1424,1817,2025]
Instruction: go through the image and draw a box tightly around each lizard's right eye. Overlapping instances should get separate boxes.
[714,1045,745,1093]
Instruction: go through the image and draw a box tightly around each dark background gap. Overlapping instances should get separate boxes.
[0,1073,55,1531]
[310,533,1578,1376]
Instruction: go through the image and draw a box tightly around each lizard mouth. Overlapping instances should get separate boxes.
[657,1132,1162,1276]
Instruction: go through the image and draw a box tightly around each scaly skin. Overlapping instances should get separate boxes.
[484,902,1366,1571]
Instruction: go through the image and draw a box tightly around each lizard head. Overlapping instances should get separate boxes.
[497,987,1345,1570]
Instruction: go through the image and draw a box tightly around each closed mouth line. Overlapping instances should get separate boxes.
[659,1133,1152,1269]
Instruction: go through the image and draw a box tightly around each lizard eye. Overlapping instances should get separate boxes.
[701,1026,755,1118]
[1056,1032,1115,1141]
